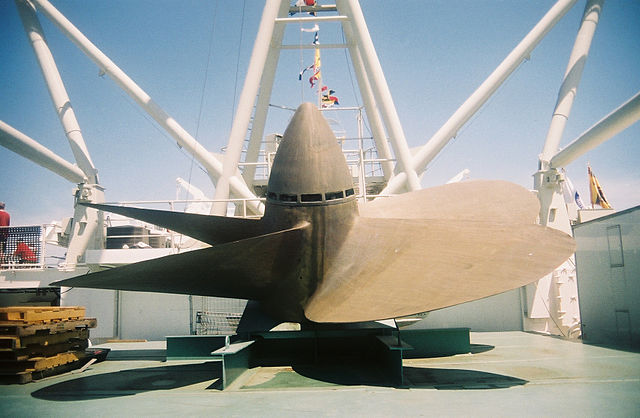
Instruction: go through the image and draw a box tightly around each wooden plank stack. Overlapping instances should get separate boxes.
[0,306,97,384]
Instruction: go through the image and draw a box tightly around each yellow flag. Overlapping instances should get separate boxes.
[588,165,612,209]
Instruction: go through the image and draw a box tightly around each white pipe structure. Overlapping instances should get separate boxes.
[28,0,264,215]
[540,0,603,166]
[336,0,422,192]
[340,17,394,180]
[380,0,579,195]
[241,3,289,193]
[288,4,338,15]
[176,177,208,201]
[15,0,105,270]
[16,0,97,184]
[216,0,416,201]
[527,1,605,339]
[0,120,86,184]
[280,43,346,50]
[550,91,640,169]
[212,0,289,215]
[275,16,348,24]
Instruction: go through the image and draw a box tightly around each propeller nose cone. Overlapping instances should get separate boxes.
[267,103,354,204]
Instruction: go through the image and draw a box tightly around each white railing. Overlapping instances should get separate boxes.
[109,197,267,219]
[0,192,397,267]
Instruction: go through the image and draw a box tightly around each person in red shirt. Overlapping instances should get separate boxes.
[0,202,9,254]
[14,241,37,263]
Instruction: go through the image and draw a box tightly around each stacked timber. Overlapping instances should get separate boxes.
[0,306,97,384]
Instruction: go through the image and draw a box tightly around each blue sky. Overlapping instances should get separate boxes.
[1,0,639,226]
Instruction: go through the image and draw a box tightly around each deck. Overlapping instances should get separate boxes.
[1,331,639,416]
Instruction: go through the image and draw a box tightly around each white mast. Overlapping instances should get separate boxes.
[15,0,98,184]
[211,0,289,216]
[528,0,604,337]
[0,121,86,184]
[16,0,104,269]
[28,0,264,216]
[550,91,640,169]
[336,0,421,192]
[380,0,580,195]
[220,0,424,203]
[540,0,605,167]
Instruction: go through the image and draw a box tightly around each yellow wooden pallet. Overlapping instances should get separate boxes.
[0,328,89,350]
[0,351,87,384]
[0,307,86,323]
[0,350,85,374]
[0,318,97,337]
[0,339,89,362]
[0,307,97,384]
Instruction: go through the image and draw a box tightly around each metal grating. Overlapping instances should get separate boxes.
[1,226,43,269]
[192,296,248,335]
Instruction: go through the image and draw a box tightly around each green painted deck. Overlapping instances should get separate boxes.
[2,332,639,416]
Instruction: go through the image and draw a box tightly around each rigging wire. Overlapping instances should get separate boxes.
[533,278,568,338]
[299,12,305,102]
[329,25,344,129]
[105,80,207,176]
[184,2,219,210]
[341,28,361,109]
[230,0,247,132]
[340,26,374,140]
[421,56,531,177]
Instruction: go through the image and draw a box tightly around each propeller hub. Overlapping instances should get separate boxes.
[266,103,355,206]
